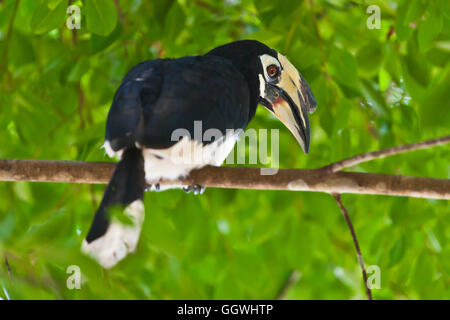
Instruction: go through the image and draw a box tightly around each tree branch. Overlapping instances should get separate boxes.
[0,159,449,199]
[322,135,450,173]
[4,254,12,280]
[333,194,372,300]
[276,270,301,300]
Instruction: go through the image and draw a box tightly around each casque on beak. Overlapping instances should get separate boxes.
[259,54,317,154]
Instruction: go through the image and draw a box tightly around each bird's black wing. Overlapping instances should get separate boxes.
[105,59,164,151]
[106,55,250,151]
[139,55,250,148]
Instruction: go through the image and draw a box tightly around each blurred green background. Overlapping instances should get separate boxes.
[0,0,449,299]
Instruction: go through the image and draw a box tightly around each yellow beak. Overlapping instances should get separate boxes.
[260,54,317,153]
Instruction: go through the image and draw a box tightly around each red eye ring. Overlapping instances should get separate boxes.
[267,65,279,79]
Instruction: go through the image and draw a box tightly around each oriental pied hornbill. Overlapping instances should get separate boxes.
[82,40,317,268]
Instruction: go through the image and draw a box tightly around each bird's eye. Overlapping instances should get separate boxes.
[267,65,279,79]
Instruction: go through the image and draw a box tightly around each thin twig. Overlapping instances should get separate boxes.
[4,254,12,279]
[332,193,372,300]
[69,0,78,45]
[322,135,450,173]
[276,270,301,300]
[113,0,126,23]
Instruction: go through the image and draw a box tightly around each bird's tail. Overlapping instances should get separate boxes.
[82,147,146,269]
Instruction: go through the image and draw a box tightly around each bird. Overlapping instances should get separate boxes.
[82,40,317,268]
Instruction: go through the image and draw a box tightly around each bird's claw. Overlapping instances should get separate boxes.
[145,183,160,192]
[183,184,205,195]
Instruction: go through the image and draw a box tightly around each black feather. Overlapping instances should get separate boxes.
[105,55,252,151]
[86,147,145,243]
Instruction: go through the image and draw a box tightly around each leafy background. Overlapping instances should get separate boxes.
[0,0,449,299]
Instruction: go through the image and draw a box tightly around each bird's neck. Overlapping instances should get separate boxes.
[205,53,260,124]
[240,63,260,124]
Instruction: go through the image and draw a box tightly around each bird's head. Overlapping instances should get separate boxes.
[207,40,317,154]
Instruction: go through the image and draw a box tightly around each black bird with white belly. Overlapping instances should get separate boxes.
[82,40,317,268]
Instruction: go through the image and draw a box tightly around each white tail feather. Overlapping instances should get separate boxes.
[81,200,144,269]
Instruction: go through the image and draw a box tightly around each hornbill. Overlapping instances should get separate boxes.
[82,40,317,268]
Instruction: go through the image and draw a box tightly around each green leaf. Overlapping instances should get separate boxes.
[90,22,123,54]
[13,182,33,203]
[285,223,314,269]
[67,57,90,83]
[395,0,413,41]
[333,98,352,132]
[403,40,431,88]
[164,1,186,42]
[404,0,428,23]
[358,79,388,116]
[388,234,406,267]
[417,65,450,127]
[328,48,358,85]
[418,11,443,52]
[85,0,118,36]
[426,229,442,253]
[8,31,36,67]
[396,0,428,41]
[319,102,334,137]
[440,0,450,19]
[378,68,391,91]
[412,251,435,293]
[30,1,66,34]
[47,0,63,10]
[426,48,450,68]
[357,43,384,78]
[149,0,175,26]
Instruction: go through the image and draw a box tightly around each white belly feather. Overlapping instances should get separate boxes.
[104,130,241,186]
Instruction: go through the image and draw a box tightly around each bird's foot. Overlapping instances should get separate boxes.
[183,184,205,195]
[145,183,160,192]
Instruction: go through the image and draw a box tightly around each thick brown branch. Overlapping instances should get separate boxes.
[333,194,372,300]
[0,159,449,200]
[322,135,450,173]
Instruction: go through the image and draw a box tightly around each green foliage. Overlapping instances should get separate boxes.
[30,1,66,35]
[0,0,449,299]
[85,0,117,36]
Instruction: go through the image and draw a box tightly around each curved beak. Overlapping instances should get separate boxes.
[259,54,317,154]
